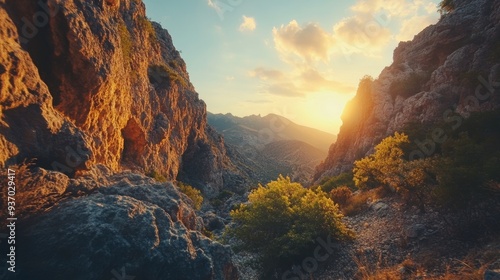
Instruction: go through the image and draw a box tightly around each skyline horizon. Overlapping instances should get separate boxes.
[143,0,441,134]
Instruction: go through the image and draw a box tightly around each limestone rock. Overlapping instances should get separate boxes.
[0,0,248,195]
[314,0,500,181]
[1,168,238,280]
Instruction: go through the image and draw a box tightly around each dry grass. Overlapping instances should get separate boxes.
[354,253,493,280]
[341,187,385,216]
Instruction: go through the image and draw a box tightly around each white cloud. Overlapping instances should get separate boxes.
[397,13,439,41]
[273,20,335,63]
[239,15,256,32]
[333,15,392,55]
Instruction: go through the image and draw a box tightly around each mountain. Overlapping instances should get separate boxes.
[314,0,500,182]
[0,0,241,278]
[208,113,336,152]
[208,113,336,184]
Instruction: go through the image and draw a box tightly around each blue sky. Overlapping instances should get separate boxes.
[142,0,440,134]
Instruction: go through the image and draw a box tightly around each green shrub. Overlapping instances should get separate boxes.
[320,172,355,193]
[148,64,188,88]
[138,16,156,42]
[227,175,353,275]
[389,72,431,99]
[147,170,167,182]
[118,22,132,64]
[177,182,203,211]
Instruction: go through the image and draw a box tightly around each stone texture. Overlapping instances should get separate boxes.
[0,0,247,195]
[0,166,238,280]
[314,0,500,181]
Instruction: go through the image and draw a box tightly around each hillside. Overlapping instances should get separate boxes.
[314,0,500,182]
[208,113,336,152]
[208,112,335,184]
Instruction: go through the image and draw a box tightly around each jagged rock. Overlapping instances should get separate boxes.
[0,0,248,195]
[407,224,426,239]
[203,212,226,232]
[371,201,389,212]
[1,169,238,280]
[314,0,500,181]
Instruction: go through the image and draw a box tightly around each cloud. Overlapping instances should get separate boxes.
[244,99,272,104]
[333,15,392,55]
[250,66,355,98]
[273,20,335,63]
[239,15,256,32]
[299,69,356,94]
[249,67,284,80]
[267,83,305,97]
[225,76,235,81]
[397,13,439,41]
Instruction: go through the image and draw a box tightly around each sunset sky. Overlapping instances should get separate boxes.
[142,0,440,134]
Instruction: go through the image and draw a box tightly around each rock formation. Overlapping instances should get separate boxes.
[0,0,246,195]
[0,0,245,278]
[314,0,500,181]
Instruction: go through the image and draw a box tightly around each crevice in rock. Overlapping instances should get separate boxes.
[5,0,62,106]
[121,118,147,165]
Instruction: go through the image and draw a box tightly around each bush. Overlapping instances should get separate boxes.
[227,175,352,275]
[118,22,132,64]
[138,16,156,42]
[148,64,188,88]
[320,172,355,193]
[147,170,167,182]
[177,182,203,211]
[329,186,353,207]
[389,72,430,99]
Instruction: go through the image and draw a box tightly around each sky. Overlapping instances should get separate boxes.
[142,0,440,134]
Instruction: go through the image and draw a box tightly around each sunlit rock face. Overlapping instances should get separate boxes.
[314,0,500,182]
[0,0,247,195]
[0,0,245,278]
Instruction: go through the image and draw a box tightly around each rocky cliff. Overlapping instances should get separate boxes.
[0,0,245,195]
[0,0,244,278]
[314,0,500,181]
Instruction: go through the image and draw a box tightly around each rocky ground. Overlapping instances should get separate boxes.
[231,193,500,280]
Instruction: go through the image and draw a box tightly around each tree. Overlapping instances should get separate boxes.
[353,132,434,211]
[227,175,352,274]
[353,132,409,190]
[177,182,203,211]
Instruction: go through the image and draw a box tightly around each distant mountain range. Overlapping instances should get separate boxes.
[208,112,336,184]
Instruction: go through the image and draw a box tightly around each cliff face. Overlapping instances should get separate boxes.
[314,0,500,181]
[0,0,242,194]
[0,0,243,278]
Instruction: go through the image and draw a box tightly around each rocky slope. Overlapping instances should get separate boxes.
[0,0,246,278]
[314,0,500,181]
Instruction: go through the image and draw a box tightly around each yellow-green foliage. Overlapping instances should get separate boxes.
[354,132,410,190]
[118,22,132,64]
[320,172,355,193]
[227,175,352,273]
[148,64,188,88]
[177,182,203,211]
[138,16,156,42]
[147,170,167,182]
